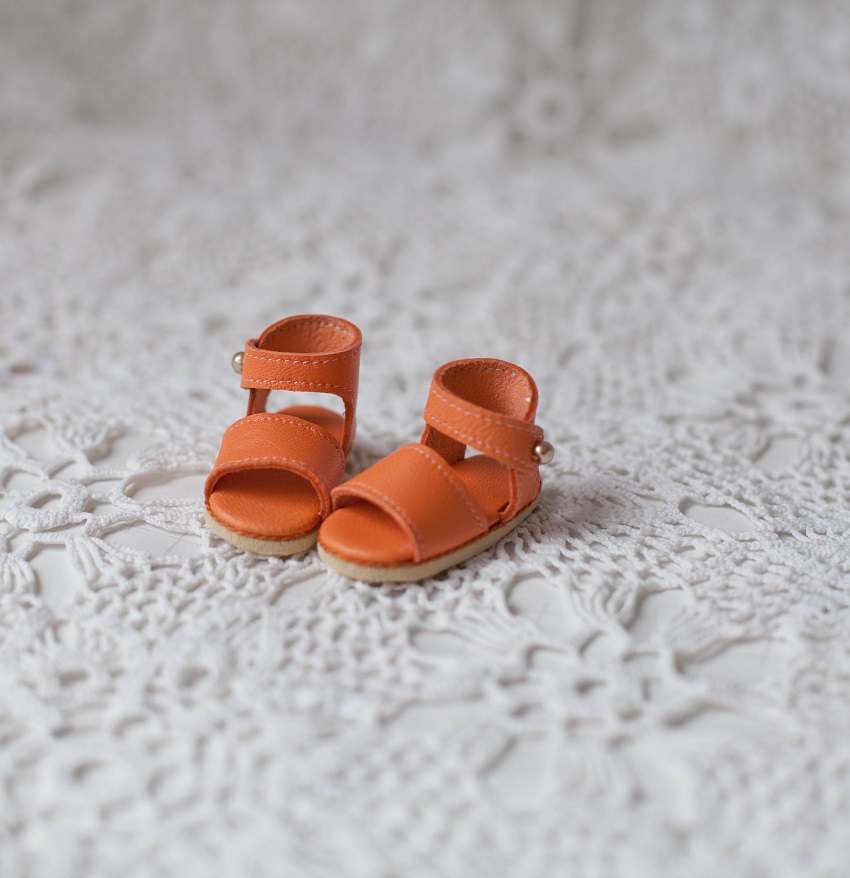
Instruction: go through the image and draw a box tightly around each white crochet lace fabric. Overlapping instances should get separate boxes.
[2,1,850,875]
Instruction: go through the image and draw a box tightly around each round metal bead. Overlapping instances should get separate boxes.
[532,440,555,465]
[231,351,244,374]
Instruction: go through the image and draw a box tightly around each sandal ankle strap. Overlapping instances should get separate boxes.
[238,314,361,452]
[421,359,545,473]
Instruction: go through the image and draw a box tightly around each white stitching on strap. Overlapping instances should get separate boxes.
[264,317,359,344]
[223,415,345,464]
[430,385,539,436]
[442,362,528,378]
[242,377,352,395]
[425,412,535,468]
[405,445,488,531]
[244,347,360,366]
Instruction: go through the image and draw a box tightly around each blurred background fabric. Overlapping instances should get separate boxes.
[1,2,850,876]
[4,0,850,190]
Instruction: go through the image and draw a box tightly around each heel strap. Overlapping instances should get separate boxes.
[422,359,544,473]
[239,315,361,452]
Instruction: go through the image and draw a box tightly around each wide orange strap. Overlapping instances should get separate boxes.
[241,344,359,399]
[330,444,488,563]
[239,315,361,452]
[205,414,346,518]
[422,363,544,473]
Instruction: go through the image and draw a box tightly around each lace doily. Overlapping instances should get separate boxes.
[2,2,850,875]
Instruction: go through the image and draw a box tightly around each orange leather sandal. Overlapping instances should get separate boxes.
[318,358,553,582]
[204,314,362,556]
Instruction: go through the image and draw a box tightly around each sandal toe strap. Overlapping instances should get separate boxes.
[205,414,346,518]
[330,444,488,563]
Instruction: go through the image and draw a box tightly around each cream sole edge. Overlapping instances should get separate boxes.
[317,498,540,584]
[205,510,318,556]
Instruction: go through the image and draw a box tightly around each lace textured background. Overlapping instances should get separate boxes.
[2,1,850,875]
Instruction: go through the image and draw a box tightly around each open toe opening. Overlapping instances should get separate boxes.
[320,457,511,567]
[319,501,415,565]
[208,469,322,539]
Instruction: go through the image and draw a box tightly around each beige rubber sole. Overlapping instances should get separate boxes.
[205,510,317,556]
[317,497,540,584]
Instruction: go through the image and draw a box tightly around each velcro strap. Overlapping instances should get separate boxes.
[205,414,345,518]
[330,444,488,563]
[423,380,544,472]
[241,343,360,402]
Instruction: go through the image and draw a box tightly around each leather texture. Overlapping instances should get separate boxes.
[242,315,361,452]
[205,415,345,519]
[328,444,487,563]
[320,357,545,568]
[205,314,361,545]
[422,360,544,471]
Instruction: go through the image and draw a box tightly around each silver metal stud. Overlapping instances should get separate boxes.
[231,351,244,374]
[532,440,555,465]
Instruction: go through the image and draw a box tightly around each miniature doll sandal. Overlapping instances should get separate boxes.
[204,314,362,556]
[318,358,554,582]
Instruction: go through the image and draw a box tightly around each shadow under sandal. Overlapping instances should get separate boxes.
[205,314,361,556]
[318,357,553,583]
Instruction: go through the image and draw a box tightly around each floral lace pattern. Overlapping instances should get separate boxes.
[2,1,850,875]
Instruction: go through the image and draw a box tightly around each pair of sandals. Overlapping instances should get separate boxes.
[204,315,553,583]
